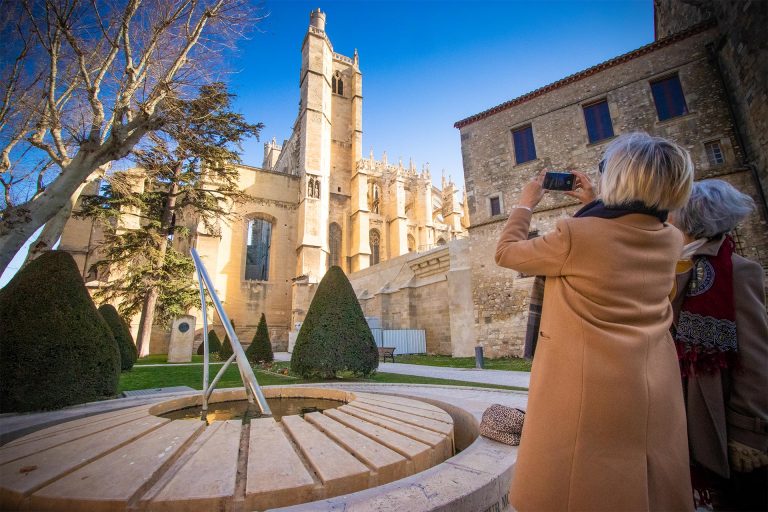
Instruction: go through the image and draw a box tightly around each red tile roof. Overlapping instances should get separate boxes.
[453,19,716,129]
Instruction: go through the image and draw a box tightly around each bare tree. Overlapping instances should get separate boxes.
[0,0,258,275]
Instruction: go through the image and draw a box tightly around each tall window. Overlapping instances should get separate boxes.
[490,196,501,216]
[408,234,416,253]
[512,125,537,164]
[583,100,614,143]
[332,72,344,95]
[705,141,725,166]
[369,229,380,266]
[651,75,688,121]
[245,218,272,281]
[329,223,342,268]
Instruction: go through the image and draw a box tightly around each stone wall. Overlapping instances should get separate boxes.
[348,239,471,355]
[458,24,768,356]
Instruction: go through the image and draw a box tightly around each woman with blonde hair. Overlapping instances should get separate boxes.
[497,132,694,511]
[670,179,768,511]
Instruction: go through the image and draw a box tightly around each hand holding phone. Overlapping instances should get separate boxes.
[542,171,575,191]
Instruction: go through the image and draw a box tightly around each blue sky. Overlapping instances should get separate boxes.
[1,0,656,288]
[231,0,655,188]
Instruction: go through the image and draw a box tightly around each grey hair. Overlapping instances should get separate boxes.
[599,132,693,210]
[675,179,755,238]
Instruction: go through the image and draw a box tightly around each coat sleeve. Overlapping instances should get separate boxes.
[728,256,768,452]
[494,208,572,277]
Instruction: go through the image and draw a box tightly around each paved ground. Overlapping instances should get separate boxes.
[274,352,532,389]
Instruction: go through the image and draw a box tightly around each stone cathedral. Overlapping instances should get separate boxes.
[60,9,468,352]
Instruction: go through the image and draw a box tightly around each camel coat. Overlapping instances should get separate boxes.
[671,236,768,478]
[496,208,692,512]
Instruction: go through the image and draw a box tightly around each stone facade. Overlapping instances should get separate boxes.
[347,238,474,356]
[456,19,768,357]
[60,9,467,354]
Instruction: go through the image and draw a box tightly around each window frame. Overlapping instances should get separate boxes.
[489,194,503,217]
[244,216,274,282]
[511,124,537,165]
[582,99,615,144]
[704,140,725,167]
[369,229,381,266]
[650,74,689,122]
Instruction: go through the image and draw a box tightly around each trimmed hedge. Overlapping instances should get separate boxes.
[98,304,138,371]
[197,329,222,355]
[0,251,121,412]
[219,322,234,360]
[291,266,378,379]
[246,313,273,363]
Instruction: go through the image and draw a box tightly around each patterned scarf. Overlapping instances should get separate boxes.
[674,236,738,376]
[523,200,667,359]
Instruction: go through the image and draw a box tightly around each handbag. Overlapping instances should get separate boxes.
[479,404,525,446]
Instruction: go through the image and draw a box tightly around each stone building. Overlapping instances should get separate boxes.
[455,8,768,357]
[60,9,467,354]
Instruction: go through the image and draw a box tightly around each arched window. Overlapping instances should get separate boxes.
[332,72,344,95]
[437,237,447,246]
[329,223,342,268]
[369,229,380,266]
[314,178,320,198]
[245,218,272,281]
[407,234,416,253]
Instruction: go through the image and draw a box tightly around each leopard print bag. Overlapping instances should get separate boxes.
[479,404,525,446]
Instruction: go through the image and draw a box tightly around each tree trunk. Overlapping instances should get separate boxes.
[134,166,182,356]
[135,287,160,357]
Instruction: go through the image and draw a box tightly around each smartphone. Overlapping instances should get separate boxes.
[542,171,574,191]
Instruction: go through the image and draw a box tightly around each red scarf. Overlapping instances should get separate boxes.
[675,236,738,376]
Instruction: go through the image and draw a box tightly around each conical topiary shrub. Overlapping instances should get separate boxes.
[98,304,138,371]
[0,251,121,412]
[197,329,222,356]
[246,313,273,363]
[291,266,378,379]
[218,321,234,360]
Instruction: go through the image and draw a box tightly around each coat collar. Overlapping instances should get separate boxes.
[691,235,726,258]
[609,213,666,231]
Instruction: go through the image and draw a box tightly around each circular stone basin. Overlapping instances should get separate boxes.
[0,387,455,511]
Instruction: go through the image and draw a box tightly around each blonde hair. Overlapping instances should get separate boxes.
[599,132,693,210]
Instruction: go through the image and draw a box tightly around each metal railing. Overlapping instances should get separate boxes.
[191,248,271,418]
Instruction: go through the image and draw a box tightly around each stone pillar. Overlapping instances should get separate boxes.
[415,175,434,250]
[168,315,196,363]
[387,173,408,258]
[349,164,371,272]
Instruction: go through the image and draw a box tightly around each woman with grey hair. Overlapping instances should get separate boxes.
[670,179,768,511]
[497,132,694,511]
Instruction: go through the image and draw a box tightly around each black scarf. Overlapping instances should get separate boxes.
[574,199,668,222]
[523,199,667,360]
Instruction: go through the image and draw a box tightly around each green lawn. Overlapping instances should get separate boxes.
[134,355,213,365]
[119,361,528,393]
[394,354,532,372]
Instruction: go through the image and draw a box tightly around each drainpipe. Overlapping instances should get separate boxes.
[706,40,768,221]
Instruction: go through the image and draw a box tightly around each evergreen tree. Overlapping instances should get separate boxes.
[197,329,223,357]
[78,83,262,355]
[219,320,235,360]
[246,313,273,363]
[291,266,378,379]
[0,251,120,412]
[98,304,138,371]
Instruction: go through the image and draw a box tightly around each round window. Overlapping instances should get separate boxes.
[178,322,190,333]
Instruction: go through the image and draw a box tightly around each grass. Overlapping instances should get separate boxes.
[119,360,528,393]
[134,355,215,365]
[394,354,532,372]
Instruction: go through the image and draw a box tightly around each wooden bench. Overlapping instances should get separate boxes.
[378,347,395,363]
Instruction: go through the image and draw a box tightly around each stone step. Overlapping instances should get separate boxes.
[245,418,316,511]
[0,415,168,509]
[345,400,454,435]
[323,408,431,473]
[29,420,202,511]
[303,411,408,486]
[147,420,241,511]
[281,415,370,498]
